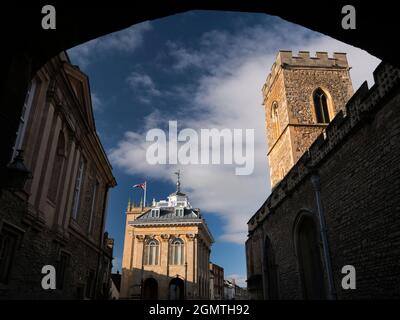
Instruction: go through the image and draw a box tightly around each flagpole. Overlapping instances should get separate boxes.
[143,181,147,208]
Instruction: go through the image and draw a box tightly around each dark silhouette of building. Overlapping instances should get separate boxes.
[209,262,224,300]
[0,52,116,299]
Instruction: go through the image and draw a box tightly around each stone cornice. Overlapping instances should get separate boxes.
[129,220,202,227]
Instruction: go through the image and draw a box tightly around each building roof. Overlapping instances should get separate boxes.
[128,171,214,243]
[132,207,200,223]
[169,191,187,197]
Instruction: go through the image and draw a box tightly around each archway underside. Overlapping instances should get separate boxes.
[1,1,397,172]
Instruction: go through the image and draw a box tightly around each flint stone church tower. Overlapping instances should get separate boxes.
[120,176,213,300]
[263,51,354,187]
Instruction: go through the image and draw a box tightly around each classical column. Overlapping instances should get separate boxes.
[35,113,62,218]
[61,147,80,228]
[161,233,170,275]
[28,99,55,210]
[55,134,76,230]
[136,234,145,299]
[185,233,195,298]
[194,235,198,298]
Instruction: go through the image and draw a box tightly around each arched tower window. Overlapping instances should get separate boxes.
[313,88,330,124]
[170,238,184,265]
[144,239,159,265]
[295,214,326,299]
[271,101,280,140]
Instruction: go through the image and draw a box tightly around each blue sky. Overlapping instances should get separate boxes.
[68,11,379,286]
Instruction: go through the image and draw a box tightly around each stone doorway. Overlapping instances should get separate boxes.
[143,277,158,300]
[169,277,184,300]
[296,216,326,299]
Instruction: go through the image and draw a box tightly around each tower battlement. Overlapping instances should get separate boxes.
[261,50,353,188]
[249,62,400,233]
[263,51,350,97]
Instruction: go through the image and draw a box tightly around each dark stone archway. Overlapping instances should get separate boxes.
[1,1,398,181]
[143,277,158,300]
[169,277,185,300]
[295,215,326,300]
[263,236,279,300]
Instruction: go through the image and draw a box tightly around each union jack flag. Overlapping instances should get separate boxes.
[132,182,146,189]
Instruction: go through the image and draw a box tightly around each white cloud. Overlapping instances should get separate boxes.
[109,17,380,245]
[226,274,247,288]
[126,71,162,104]
[112,257,121,273]
[166,41,204,71]
[68,22,152,67]
[91,92,103,112]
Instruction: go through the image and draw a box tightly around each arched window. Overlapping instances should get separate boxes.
[170,238,184,265]
[313,88,330,123]
[169,278,184,300]
[48,132,66,203]
[271,101,280,140]
[144,239,159,265]
[295,214,326,299]
[263,236,279,299]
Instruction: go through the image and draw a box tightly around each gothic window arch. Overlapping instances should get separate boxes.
[294,212,326,299]
[170,238,184,265]
[313,88,331,124]
[144,239,159,265]
[271,101,280,140]
[48,131,66,203]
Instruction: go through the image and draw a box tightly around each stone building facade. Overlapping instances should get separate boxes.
[0,52,116,299]
[120,179,213,300]
[246,51,400,299]
[209,262,224,300]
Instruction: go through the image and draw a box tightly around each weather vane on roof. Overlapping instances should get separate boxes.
[174,169,181,193]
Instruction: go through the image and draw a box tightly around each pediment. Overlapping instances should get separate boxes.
[63,63,96,131]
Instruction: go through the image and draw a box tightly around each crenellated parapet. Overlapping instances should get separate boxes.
[262,50,350,98]
[249,62,400,233]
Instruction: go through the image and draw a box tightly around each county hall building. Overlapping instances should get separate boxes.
[120,176,214,300]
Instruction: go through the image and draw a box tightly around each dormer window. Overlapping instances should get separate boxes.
[175,208,184,217]
[151,209,160,218]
